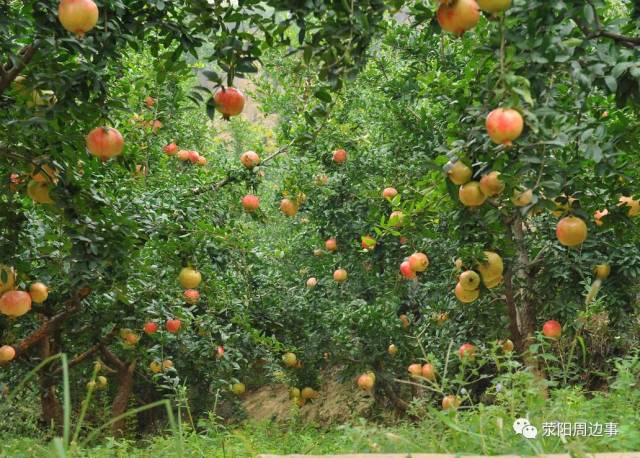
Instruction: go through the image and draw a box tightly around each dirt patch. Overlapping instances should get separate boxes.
[243,370,375,425]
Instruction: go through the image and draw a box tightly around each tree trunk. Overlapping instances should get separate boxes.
[110,359,136,437]
[39,335,63,429]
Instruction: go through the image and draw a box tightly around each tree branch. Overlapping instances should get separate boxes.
[51,325,118,375]
[574,2,640,49]
[6,287,91,361]
[99,345,126,371]
[0,41,40,96]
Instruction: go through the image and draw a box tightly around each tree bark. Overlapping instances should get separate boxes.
[110,359,137,437]
[39,335,63,429]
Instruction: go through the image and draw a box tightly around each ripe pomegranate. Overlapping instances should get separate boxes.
[357,373,375,391]
[332,149,347,164]
[388,344,398,356]
[556,216,588,247]
[0,290,32,317]
[325,238,338,252]
[306,277,317,288]
[459,181,486,207]
[458,343,476,359]
[477,0,511,13]
[500,339,514,352]
[58,0,99,37]
[124,333,140,345]
[242,195,260,213]
[408,252,429,272]
[482,275,503,289]
[162,359,173,370]
[177,150,191,161]
[476,251,504,282]
[280,198,298,217]
[149,361,162,373]
[9,173,21,192]
[183,289,200,304]
[361,235,376,250]
[333,268,348,283]
[240,151,261,169]
[442,394,461,410]
[216,346,225,359]
[143,322,158,334]
[399,314,410,329]
[486,108,524,146]
[166,319,181,333]
[421,363,437,381]
[213,87,245,119]
[197,155,207,166]
[164,143,178,155]
[27,180,54,204]
[231,382,246,395]
[29,282,49,303]
[400,261,417,280]
[459,270,480,291]
[86,127,124,161]
[187,150,200,164]
[448,161,472,185]
[479,171,504,197]
[512,189,533,207]
[144,96,155,108]
[0,345,16,363]
[408,363,422,378]
[178,267,201,289]
[455,282,479,303]
[382,187,398,199]
[389,210,405,228]
[619,196,640,217]
[594,209,608,226]
[282,352,297,367]
[594,264,611,280]
[31,164,59,184]
[542,320,561,338]
[437,0,480,36]
[301,387,317,399]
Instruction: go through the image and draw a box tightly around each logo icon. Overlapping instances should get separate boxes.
[513,418,538,439]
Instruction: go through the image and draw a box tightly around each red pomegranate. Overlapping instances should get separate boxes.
[166,319,181,333]
[240,151,261,169]
[458,342,476,359]
[197,155,207,166]
[58,0,99,37]
[280,198,298,217]
[183,289,200,304]
[0,290,32,317]
[214,87,245,119]
[437,0,480,36]
[143,322,158,334]
[86,127,124,161]
[163,143,178,156]
[400,261,416,280]
[188,150,200,164]
[486,108,524,146]
[332,149,347,164]
[242,195,260,213]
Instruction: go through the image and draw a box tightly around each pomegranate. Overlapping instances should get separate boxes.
[479,171,504,197]
[388,344,398,356]
[332,148,347,164]
[0,345,16,363]
[399,314,410,328]
[29,282,49,303]
[162,359,173,370]
[476,251,504,281]
[357,373,375,391]
[542,320,561,338]
[400,261,417,280]
[442,395,461,410]
[458,342,476,359]
[556,216,588,247]
[164,143,178,156]
[242,195,260,213]
[361,235,376,250]
[86,127,124,161]
[459,181,486,207]
[213,87,245,119]
[0,290,32,317]
[594,209,608,226]
[421,363,437,381]
[144,96,155,108]
[437,0,480,36]
[455,282,479,303]
[486,108,524,146]
[216,345,225,359]
[188,150,200,164]
[407,363,422,378]
[280,198,298,217]
[282,352,297,367]
[408,252,429,272]
[382,187,398,199]
[240,151,261,169]
[9,173,21,192]
[143,322,158,334]
[512,188,533,207]
[177,150,191,161]
[178,267,201,289]
[231,383,246,396]
[166,318,181,333]
[594,264,611,280]
[149,361,162,373]
[58,0,99,37]
[333,268,348,283]
[477,0,511,13]
[459,270,480,291]
[500,339,514,352]
[325,238,338,252]
[197,155,207,166]
[183,289,200,304]
[389,210,405,227]
[31,164,59,184]
[306,277,318,288]
[27,180,54,204]
[619,196,640,217]
[447,161,472,185]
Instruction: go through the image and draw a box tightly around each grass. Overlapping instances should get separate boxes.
[2,383,639,457]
